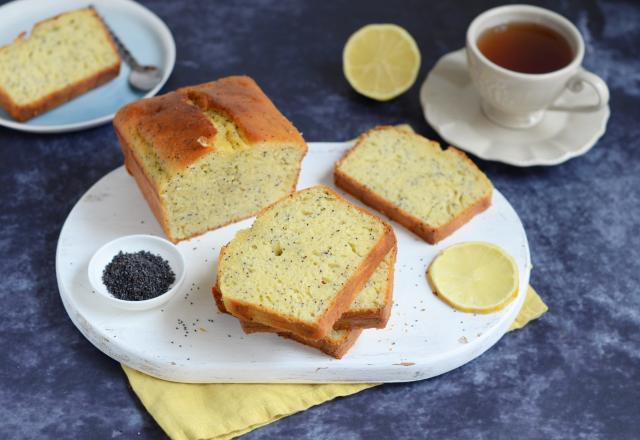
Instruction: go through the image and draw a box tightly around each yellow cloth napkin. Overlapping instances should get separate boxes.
[123,286,546,440]
[509,286,548,331]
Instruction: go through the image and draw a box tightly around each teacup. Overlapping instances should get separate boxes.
[466,5,609,129]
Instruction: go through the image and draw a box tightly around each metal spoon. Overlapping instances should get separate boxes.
[95,7,163,91]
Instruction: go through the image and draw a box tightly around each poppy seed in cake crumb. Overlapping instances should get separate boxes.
[102,251,175,301]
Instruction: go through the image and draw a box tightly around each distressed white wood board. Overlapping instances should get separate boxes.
[56,142,531,383]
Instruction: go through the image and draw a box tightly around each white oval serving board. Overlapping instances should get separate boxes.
[56,142,531,383]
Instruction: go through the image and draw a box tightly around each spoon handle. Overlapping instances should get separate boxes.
[91,5,142,71]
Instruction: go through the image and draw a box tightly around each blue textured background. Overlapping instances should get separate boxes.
[1,0,638,438]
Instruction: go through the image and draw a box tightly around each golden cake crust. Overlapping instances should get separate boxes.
[115,91,217,172]
[0,7,121,121]
[114,76,307,175]
[334,126,493,244]
[179,76,306,146]
[240,320,362,359]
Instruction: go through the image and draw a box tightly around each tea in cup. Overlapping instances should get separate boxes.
[466,5,609,128]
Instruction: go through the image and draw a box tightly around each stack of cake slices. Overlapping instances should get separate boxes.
[213,185,397,358]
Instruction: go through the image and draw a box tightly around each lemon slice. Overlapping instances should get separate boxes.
[343,24,421,101]
[427,242,519,314]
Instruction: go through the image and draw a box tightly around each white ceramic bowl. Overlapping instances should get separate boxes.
[88,234,185,311]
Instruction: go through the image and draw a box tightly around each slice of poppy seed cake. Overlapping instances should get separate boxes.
[216,185,396,340]
[213,245,396,330]
[335,125,493,244]
[234,246,395,358]
[0,7,121,121]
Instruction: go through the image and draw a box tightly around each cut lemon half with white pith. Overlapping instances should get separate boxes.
[427,242,519,314]
[343,24,421,101]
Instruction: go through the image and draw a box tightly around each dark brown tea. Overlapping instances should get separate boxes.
[477,22,573,74]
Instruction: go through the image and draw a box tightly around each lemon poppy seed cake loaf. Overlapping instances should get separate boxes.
[0,7,121,121]
[335,126,493,244]
[213,245,396,329]
[114,76,308,243]
[216,185,396,340]
[240,321,363,359]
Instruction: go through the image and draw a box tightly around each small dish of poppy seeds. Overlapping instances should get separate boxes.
[88,234,185,311]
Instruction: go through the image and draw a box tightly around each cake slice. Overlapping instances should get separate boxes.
[114,76,308,242]
[0,7,121,121]
[216,185,396,339]
[240,320,362,359]
[335,126,493,244]
[213,245,396,330]
[337,245,395,329]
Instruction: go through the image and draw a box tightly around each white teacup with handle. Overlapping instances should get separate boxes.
[466,4,609,129]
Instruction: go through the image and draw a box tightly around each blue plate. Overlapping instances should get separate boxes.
[0,0,175,133]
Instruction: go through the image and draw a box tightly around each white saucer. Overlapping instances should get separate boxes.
[420,49,610,166]
[0,0,175,133]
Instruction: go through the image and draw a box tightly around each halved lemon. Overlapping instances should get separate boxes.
[427,242,519,314]
[343,24,421,101]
